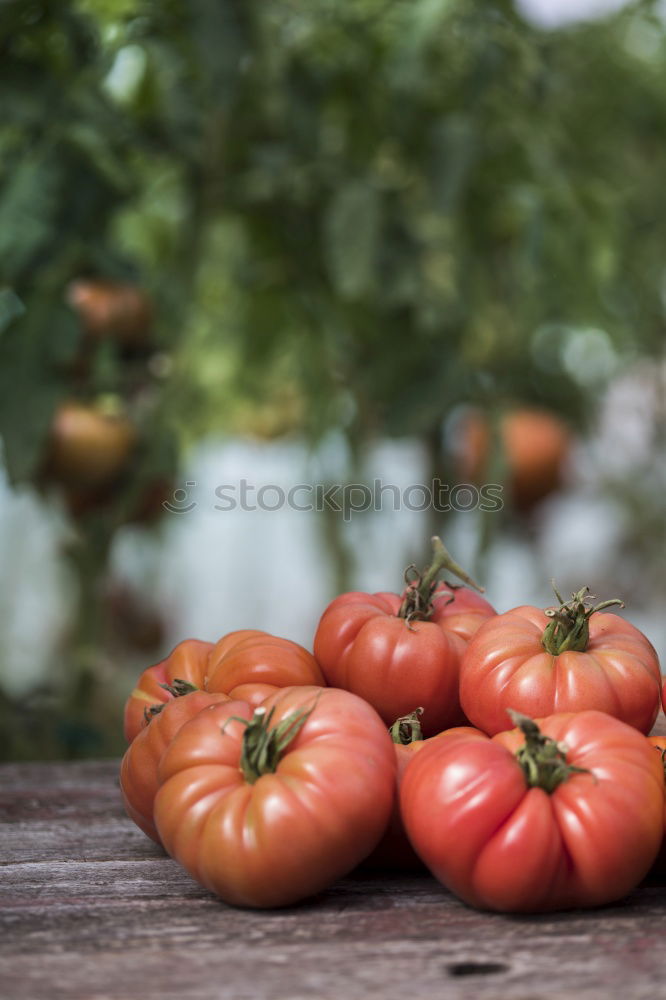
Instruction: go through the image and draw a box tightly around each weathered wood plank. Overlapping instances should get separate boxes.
[1,742,665,1000]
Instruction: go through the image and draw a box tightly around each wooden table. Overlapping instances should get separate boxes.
[2,756,665,1000]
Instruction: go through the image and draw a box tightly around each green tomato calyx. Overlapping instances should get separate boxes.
[398,536,484,623]
[229,696,320,785]
[509,709,590,794]
[541,583,624,656]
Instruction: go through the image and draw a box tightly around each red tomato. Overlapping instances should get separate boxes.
[124,631,324,742]
[457,407,571,511]
[401,710,664,912]
[367,710,484,870]
[314,538,495,736]
[119,690,230,843]
[459,586,661,736]
[154,686,396,908]
[648,735,666,874]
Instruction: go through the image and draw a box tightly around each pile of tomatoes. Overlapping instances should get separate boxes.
[120,537,666,912]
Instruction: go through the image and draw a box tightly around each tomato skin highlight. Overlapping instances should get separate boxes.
[124,632,324,742]
[154,686,396,908]
[119,690,231,843]
[314,586,495,736]
[400,711,664,912]
[459,605,661,736]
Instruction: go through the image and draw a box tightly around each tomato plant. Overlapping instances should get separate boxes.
[401,710,664,912]
[120,690,231,843]
[124,631,323,742]
[314,537,495,735]
[154,686,396,907]
[459,585,661,735]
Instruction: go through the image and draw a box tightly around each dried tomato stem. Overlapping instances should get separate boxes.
[143,678,199,723]
[398,536,484,621]
[390,708,424,745]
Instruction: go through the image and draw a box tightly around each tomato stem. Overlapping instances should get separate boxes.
[398,536,484,621]
[143,679,199,723]
[509,710,589,793]
[541,583,624,655]
[229,696,320,785]
[390,708,424,745]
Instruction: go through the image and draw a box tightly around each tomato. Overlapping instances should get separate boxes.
[314,537,495,736]
[647,735,666,874]
[47,401,137,490]
[366,709,484,870]
[457,407,571,510]
[154,686,396,908]
[400,710,664,912]
[459,586,661,736]
[66,279,152,349]
[120,690,230,843]
[124,631,324,742]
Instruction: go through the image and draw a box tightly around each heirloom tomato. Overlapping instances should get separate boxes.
[154,686,396,908]
[647,735,666,873]
[460,585,661,736]
[314,537,495,736]
[401,710,664,912]
[367,709,484,870]
[119,690,231,843]
[124,631,323,742]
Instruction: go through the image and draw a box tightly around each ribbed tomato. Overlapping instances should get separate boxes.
[120,690,230,843]
[314,538,495,735]
[401,710,664,912]
[648,735,666,874]
[366,710,484,870]
[459,586,661,735]
[124,631,324,742]
[154,686,396,907]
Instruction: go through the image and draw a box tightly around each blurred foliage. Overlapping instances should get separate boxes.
[1,0,666,756]
[4,0,666,465]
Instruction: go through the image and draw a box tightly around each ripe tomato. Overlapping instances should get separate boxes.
[154,686,396,908]
[314,537,495,736]
[459,586,661,736]
[67,279,152,349]
[648,735,666,874]
[120,690,230,843]
[457,407,571,510]
[47,401,137,490]
[367,709,484,870]
[401,710,664,912]
[124,631,323,742]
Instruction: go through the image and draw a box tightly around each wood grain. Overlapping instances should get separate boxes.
[1,744,665,1000]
